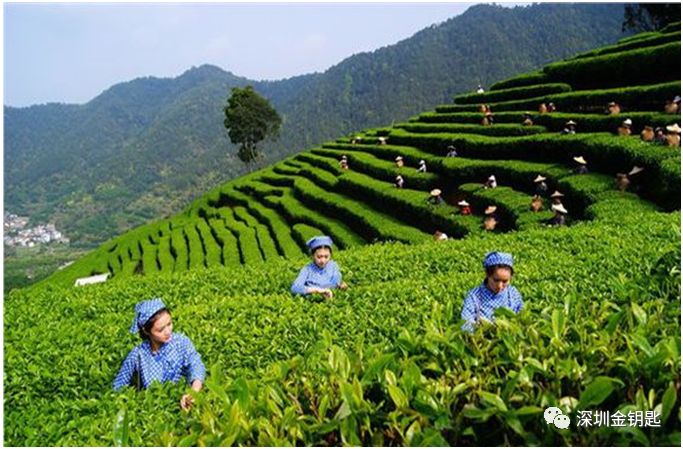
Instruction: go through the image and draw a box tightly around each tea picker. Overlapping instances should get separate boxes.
[113,298,206,411]
[461,252,523,332]
[291,236,348,299]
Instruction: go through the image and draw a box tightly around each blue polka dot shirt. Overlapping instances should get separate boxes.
[290,260,342,295]
[461,282,523,332]
[112,332,206,390]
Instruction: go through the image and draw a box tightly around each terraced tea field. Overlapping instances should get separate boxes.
[5,25,681,446]
[39,26,680,288]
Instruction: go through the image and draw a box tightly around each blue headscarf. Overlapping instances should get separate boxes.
[129,298,166,334]
[306,236,334,253]
[483,251,514,269]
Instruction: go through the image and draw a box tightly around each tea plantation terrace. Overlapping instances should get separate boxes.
[5,25,681,446]
[40,27,681,287]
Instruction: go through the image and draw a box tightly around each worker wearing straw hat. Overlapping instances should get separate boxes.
[522,112,534,126]
[484,175,497,189]
[458,200,472,216]
[433,230,449,242]
[664,96,680,114]
[378,136,388,145]
[530,195,544,212]
[395,175,405,189]
[606,101,621,115]
[427,188,444,205]
[417,159,427,173]
[483,205,498,231]
[339,155,349,170]
[395,155,404,168]
[549,190,565,207]
[641,125,655,142]
[533,175,548,196]
[616,166,644,192]
[561,120,577,135]
[665,124,681,147]
[617,118,633,136]
[482,111,494,126]
[549,204,568,226]
[460,251,524,332]
[615,173,630,192]
[573,156,588,174]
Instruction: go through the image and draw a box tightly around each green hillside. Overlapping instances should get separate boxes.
[4,3,628,245]
[38,27,682,288]
[5,26,681,446]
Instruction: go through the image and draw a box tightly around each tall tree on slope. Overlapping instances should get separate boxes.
[223,86,282,171]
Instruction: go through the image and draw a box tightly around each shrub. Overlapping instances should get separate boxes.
[195,221,222,267]
[294,152,343,176]
[140,239,159,275]
[322,142,442,169]
[586,190,660,222]
[170,227,188,272]
[219,207,263,265]
[337,171,474,238]
[259,190,366,249]
[397,122,547,136]
[572,31,680,60]
[292,223,323,249]
[489,70,548,91]
[184,225,206,270]
[617,31,660,45]
[207,218,242,266]
[556,173,616,217]
[659,21,681,34]
[417,112,677,134]
[436,81,681,113]
[290,176,427,243]
[313,147,440,191]
[157,236,174,273]
[459,183,537,230]
[453,83,572,104]
[233,206,280,262]
[543,42,681,89]
[387,129,678,208]
[215,187,302,260]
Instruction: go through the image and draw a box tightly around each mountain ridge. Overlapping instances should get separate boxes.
[5,2,628,245]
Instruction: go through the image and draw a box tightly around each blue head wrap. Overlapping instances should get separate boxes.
[306,235,334,253]
[129,298,166,334]
[483,251,514,269]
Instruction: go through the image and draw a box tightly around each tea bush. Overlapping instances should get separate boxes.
[5,209,680,446]
[490,70,548,91]
[454,83,572,104]
[544,42,681,89]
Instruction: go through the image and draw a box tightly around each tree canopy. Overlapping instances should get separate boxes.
[223,86,282,170]
[623,3,681,32]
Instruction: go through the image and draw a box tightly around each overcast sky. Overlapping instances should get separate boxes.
[2,2,510,107]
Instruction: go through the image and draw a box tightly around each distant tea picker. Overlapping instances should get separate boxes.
[291,236,348,299]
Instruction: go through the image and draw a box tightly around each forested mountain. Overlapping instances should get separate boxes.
[5,2,629,246]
